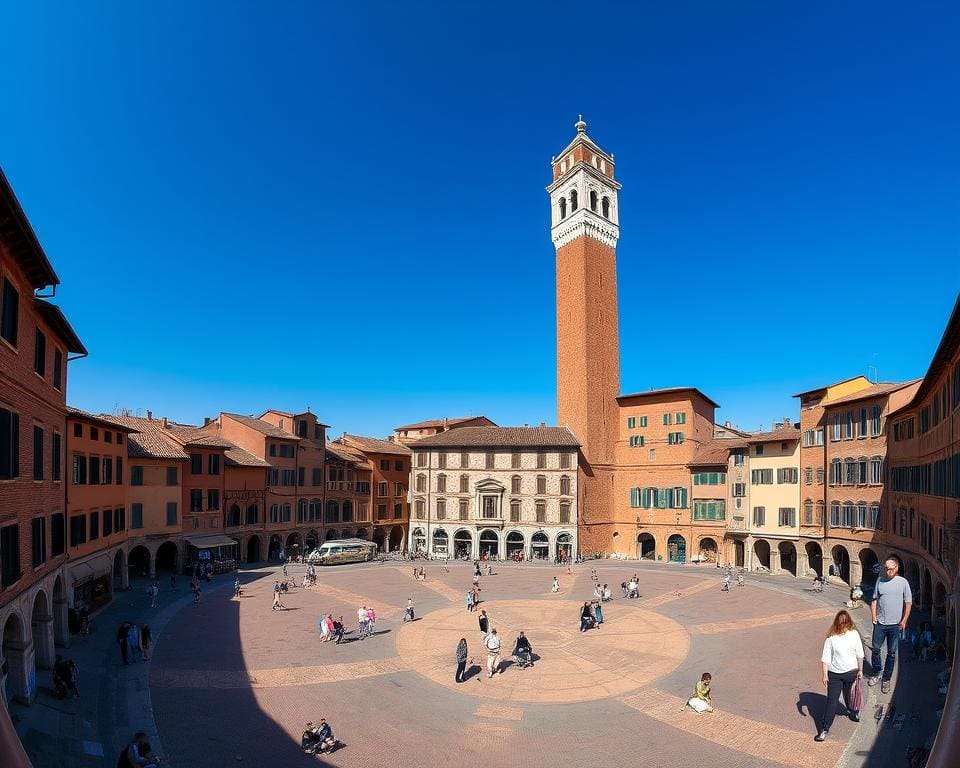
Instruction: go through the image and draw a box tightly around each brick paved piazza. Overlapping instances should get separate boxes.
[149,562,857,768]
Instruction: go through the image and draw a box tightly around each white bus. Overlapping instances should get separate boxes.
[307,539,377,566]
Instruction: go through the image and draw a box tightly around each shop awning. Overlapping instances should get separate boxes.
[184,535,239,549]
[68,553,114,585]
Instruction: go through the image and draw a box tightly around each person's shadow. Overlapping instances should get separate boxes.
[797,691,828,731]
[463,664,483,682]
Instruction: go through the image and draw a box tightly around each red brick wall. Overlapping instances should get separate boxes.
[0,248,72,608]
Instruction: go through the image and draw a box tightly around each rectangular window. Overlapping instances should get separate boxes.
[312,467,321,485]
[90,426,99,441]
[281,469,296,486]
[778,507,796,527]
[459,499,469,520]
[207,489,220,511]
[460,451,469,468]
[510,452,521,469]
[377,504,387,520]
[131,465,144,486]
[663,413,672,426]
[1,278,19,347]
[161,466,176,486]
[816,468,825,485]
[104,430,112,444]
[102,507,112,536]
[858,408,868,438]
[414,500,424,519]
[297,467,305,486]
[536,476,547,494]
[803,502,814,526]
[436,499,446,520]
[750,469,773,484]
[72,454,86,484]
[871,405,882,436]
[114,507,125,532]
[190,489,203,512]
[50,513,64,556]
[639,416,648,427]
[208,454,220,475]
[560,502,571,524]
[486,452,495,469]
[102,456,112,485]
[31,517,46,567]
[648,448,656,461]
[752,506,765,527]
[377,481,388,497]
[844,411,854,440]
[460,475,470,493]
[0,408,20,480]
[89,510,99,540]
[627,416,636,429]
[776,468,798,484]
[69,515,87,547]
[190,454,202,474]
[380,459,390,471]
[535,502,546,524]
[754,444,764,456]
[629,435,644,447]
[676,412,686,424]
[87,456,100,485]
[804,467,813,485]
[831,414,842,441]
[692,501,725,521]
[167,502,178,526]
[667,432,684,444]
[51,431,61,481]
[733,450,744,467]
[53,348,63,390]
[417,451,427,467]
[32,425,44,480]
[116,456,123,485]
[34,329,46,377]
[732,482,745,497]
[536,452,546,469]
[560,452,571,469]
[0,524,20,588]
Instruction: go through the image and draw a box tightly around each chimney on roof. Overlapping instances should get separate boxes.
[724,420,732,428]
[443,417,448,429]
[784,416,792,428]
[203,417,211,427]
[147,410,153,421]
[540,421,546,427]
[161,417,168,429]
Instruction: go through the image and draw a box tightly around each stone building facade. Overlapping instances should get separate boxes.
[407,426,579,561]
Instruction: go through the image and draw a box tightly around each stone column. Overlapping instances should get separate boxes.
[1,640,36,705]
[53,594,70,649]
[31,614,55,670]
[850,559,863,587]
[797,550,810,579]
[770,547,782,574]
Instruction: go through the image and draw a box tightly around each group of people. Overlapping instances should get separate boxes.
[721,567,745,592]
[454,629,534,682]
[593,583,612,602]
[622,576,640,598]
[317,614,346,643]
[116,621,152,664]
[579,600,603,631]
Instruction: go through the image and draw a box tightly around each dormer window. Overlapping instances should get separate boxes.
[570,189,578,211]
[559,197,567,219]
[602,196,610,219]
[590,190,598,212]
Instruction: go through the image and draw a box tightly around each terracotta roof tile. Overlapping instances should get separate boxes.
[326,444,362,464]
[224,447,271,468]
[822,380,922,407]
[107,416,190,460]
[165,424,235,448]
[68,407,137,432]
[338,434,412,456]
[410,426,580,449]
[747,426,801,444]
[393,416,495,431]
[688,439,746,467]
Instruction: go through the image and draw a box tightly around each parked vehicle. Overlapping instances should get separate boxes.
[307,539,377,566]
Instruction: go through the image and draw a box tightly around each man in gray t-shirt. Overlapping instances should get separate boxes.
[869,557,912,694]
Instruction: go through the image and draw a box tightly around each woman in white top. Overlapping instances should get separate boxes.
[816,610,864,742]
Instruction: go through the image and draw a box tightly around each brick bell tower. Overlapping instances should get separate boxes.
[548,117,622,552]
[548,117,621,466]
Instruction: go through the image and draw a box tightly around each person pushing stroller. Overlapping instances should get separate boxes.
[513,631,534,668]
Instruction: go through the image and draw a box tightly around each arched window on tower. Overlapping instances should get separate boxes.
[559,197,567,219]
[602,196,610,218]
[570,189,578,211]
[590,190,598,212]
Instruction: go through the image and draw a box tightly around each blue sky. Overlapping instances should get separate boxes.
[2,2,958,437]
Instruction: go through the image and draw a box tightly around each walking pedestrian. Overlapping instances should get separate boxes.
[358,605,369,638]
[465,591,473,612]
[140,624,152,661]
[127,622,141,662]
[149,583,159,608]
[869,556,912,695]
[815,610,864,742]
[273,589,284,611]
[333,616,345,644]
[721,573,731,592]
[478,609,489,635]
[117,622,129,665]
[471,586,481,609]
[593,599,604,625]
[366,607,377,636]
[580,601,594,632]
[455,637,468,683]
[737,571,745,588]
[193,583,201,604]
[318,614,330,640]
[551,576,560,593]
[484,628,501,678]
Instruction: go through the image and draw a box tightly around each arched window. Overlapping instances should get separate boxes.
[559,197,567,219]
[570,189,578,211]
[436,498,446,519]
[559,501,571,524]
[510,499,521,522]
[459,474,469,493]
[601,196,610,218]
[535,500,547,523]
[829,458,841,485]
[590,190,598,212]
[416,473,426,493]
[560,475,571,495]
[869,503,881,529]
[437,473,446,493]
[843,458,856,485]
[815,501,824,525]
[830,501,840,526]
[511,475,521,494]
[536,475,547,494]
[841,502,855,527]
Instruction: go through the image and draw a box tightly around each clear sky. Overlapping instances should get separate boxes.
[2,2,958,437]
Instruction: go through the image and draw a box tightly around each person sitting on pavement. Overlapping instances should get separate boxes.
[117,732,162,767]
[303,718,337,752]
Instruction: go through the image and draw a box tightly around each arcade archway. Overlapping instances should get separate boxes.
[637,533,656,560]
[778,541,797,576]
[753,539,771,570]
[667,534,686,563]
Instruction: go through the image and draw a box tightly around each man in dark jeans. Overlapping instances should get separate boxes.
[869,556,912,695]
[117,622,129,665]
